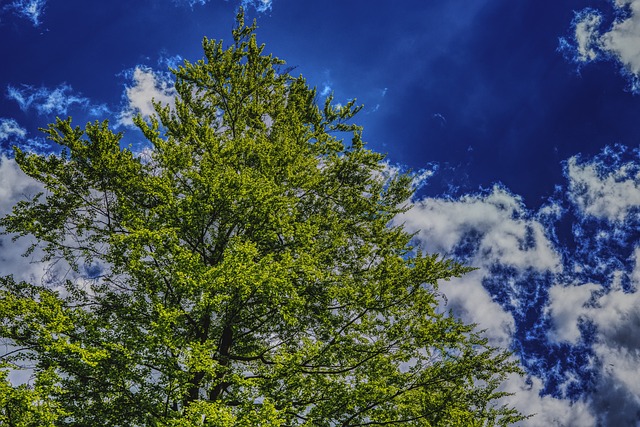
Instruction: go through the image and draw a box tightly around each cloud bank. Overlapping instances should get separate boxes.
[394,144,640,425]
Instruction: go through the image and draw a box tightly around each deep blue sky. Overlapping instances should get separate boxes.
[5,0,639,205]
[3,0,640,425]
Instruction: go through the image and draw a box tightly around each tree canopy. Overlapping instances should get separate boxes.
[0,11,527,426]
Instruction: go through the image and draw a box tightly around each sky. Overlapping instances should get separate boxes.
[2,0,640,425]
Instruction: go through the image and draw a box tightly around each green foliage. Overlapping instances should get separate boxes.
[0,10,528,426]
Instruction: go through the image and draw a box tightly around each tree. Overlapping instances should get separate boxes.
[0,11,527,426]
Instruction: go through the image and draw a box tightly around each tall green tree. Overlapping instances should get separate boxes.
[0,11,527,426]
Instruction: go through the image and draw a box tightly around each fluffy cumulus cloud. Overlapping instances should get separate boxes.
[571,10,602,63]
[3,0,47,27]
[395,143,640,424]
[601,0,640,75]
[562,0,640,92]
[499,373,596,426]
[398,185,561,272]
[118,66,176,127]
[566,153,640,222]
[6,83,109,117]
[546,282,600,344]
[546,270,640,425]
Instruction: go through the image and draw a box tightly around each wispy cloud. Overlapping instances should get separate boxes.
[118,66,176,127]
[572,9,602,63]
[242,0,272,13]
[6,83,108,117]
[172,0,272,12]
[561,1,640,93]
[0,118,26,142]
[158,53,184,71]
[4,0,47,27]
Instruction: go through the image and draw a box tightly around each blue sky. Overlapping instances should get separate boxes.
[3,0,640,425]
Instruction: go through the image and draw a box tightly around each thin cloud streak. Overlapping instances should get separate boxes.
[171,0,272,12]
[6,83,109,117]
[0,118,26,142]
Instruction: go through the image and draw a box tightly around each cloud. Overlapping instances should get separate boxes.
[158,54,184,71]
[600,0,640,75]
[546,267,640,425]
[172,0,272,12]
[398,185,561,273]
[546,282,600,344]
[241,0,272,12]
[396,183,562,348]
[566,153,640,222]
[6,84,108,117]
[0,118,26,142]
[0,156,50,284]
[118,66,176,127]
[399,143,640,424]
[4,0,47,27]
[572,10,602,62]
[396,185,601,425]
[499,373,596,427]
[320,84,332,97]
[562,1,640,92]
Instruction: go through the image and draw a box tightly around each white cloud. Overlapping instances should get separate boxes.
[573,11,602,62]
[565,1,640,91]
[499,373,596,426]
[397,186,599,425]
[398,185,561,273]
[437,270,515,348]
[395,185,560,354]
[546,282,600,344]
[118,66,176,127]
[600,0,640,75]
[0,157,50,284]
[6,84,107,117]
[320,84,332,97]
[546,271,640,425]
[0,118,26,142]
[566,155,640,222]
[6,0,46,27]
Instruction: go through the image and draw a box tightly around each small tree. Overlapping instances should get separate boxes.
[0,11,527,426]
